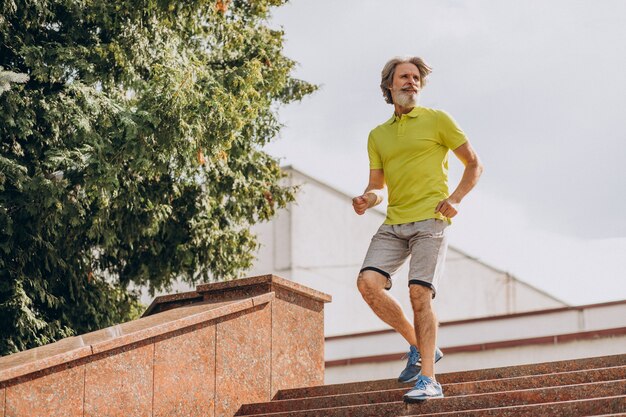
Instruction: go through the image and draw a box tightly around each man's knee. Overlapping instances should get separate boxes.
[357,271,387,299]
[409,284,433,312]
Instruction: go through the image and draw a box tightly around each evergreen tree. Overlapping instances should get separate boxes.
[0,0,315,355]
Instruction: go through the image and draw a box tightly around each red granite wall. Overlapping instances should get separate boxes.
[193,275,330,399]
[152,323,216,416]
[271,287,326,395]
[6,359,85,417]
[0,277,331,417]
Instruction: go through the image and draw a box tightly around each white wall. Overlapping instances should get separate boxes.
[324,300,626,383]
[436,249,568,321]
[324,335,626,384]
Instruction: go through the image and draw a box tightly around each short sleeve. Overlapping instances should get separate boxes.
[438,110,468,150]
[367,131,383,169]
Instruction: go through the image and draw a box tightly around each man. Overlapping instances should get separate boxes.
[353,56,483,402]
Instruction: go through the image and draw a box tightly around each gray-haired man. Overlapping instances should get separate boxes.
[353,56,483,401]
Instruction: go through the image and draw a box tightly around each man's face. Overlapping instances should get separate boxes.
[390,62,421,107]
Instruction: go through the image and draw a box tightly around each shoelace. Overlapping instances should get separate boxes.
[402,349,420,365]
[413,376,428,390]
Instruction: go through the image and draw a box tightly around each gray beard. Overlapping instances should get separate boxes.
[394,90,419,108]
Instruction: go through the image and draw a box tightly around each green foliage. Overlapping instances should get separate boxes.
[0,0,316,355]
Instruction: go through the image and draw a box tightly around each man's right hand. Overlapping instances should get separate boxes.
[352,194,371,215]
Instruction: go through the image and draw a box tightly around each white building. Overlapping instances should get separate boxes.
[142,166,626,383]
[246,167,626,383]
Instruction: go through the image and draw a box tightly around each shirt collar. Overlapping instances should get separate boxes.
[385,106,423,125]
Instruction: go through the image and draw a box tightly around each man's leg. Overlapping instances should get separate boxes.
[403,285,444,403]
[357,270,417,347]
[409,284,438,379]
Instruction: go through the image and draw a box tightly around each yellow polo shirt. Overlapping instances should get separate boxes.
[367,106,468,225]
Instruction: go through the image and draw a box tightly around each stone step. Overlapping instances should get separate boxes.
[237,366,625,415]
[275,353,626,400]
[407,396,626,416]
[595,415,626,417]
[237,379,626,417]
[447,366,626,397]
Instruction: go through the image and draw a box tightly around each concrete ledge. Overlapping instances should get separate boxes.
[326,326,626,367]
[144,274,332,317]
[325,300,626,365]
[196,274,332,304]
[142,290,204,316]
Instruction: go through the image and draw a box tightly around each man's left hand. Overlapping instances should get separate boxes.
[435,198,459,218]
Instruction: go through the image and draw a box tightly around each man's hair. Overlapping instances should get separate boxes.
[380,56,432,104]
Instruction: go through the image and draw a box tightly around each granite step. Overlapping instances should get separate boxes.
[274,353,626,400]
[407,396,626,416]
[237,366,625,415]
[236,379,626,417]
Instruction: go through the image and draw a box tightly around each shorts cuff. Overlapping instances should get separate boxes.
[408,279,436,299]
[360,267,392,290]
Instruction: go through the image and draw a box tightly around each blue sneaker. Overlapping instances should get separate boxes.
[397,345,444,383]
[403,375,444,402]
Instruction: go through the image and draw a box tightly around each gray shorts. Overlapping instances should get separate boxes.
[360,219,449,298]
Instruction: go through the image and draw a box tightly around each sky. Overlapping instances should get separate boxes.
[265,0,626,305]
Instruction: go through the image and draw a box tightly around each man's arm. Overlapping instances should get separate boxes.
[353,169,385,215]
[435,142,484,218]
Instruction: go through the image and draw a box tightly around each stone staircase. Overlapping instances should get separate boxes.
[236,354,626,416]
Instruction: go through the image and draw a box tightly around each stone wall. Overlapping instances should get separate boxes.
[0,275,331,417]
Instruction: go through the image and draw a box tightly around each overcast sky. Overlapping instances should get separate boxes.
[266,0,626,305]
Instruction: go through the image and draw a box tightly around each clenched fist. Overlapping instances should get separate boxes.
[353,194,373,215]
[435,198,459,218]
